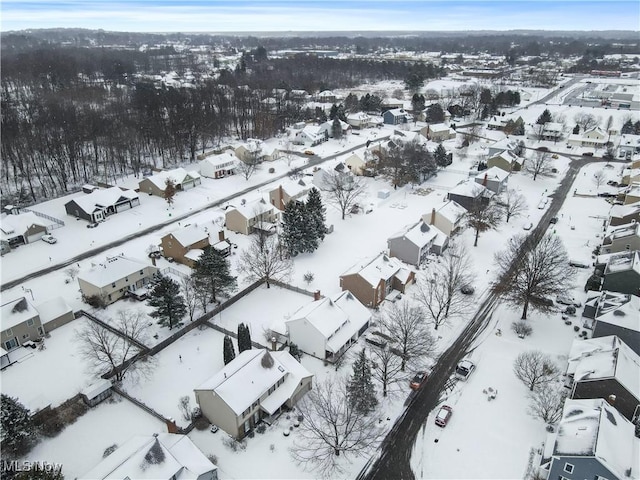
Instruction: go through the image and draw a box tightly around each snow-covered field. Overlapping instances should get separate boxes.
[2,76,638,479]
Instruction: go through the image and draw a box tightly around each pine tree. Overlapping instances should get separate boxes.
[281,201,306,256]
[536,109,552,125]
[192,247,237,302]
[147,275,187,330]
[572,124,580,135]
[223,335,236,365]
[620,119,634,134]
[347,349,378,415]
[434,144,450,167]
[305,187,328,242]
[237,323,252,353]
[1,394,36,456]
[332,116,343,139]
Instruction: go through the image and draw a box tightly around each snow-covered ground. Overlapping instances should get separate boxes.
[3,76,638,479]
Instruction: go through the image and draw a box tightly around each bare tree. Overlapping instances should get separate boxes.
[378,303,437,371]
[499,188,529,223]
[178,396,192,422]
[466,197,503,247]
[527,382,567,424]
[291,378,383,478]
[236,157,260,181]
[493,234,574,319]
[180,276,198,321]
[513,351,559,392]
[322,170,367,220]
[368,343,403,397]
[412,274,451,331]
[76,310,153,383]
[574,112,600,132]
[164,178,176,206]
[526,151,554,181]
[237,234,293,288]
[64,266,79,282]
[592,170,606,191]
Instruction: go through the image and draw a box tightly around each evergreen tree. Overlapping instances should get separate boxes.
[237,323,252,353]
[1,394,36,456]
[411,93,425,114]
[513,122,525,136]
[572,124,580,134]
[223,335,236,365]
[305,187,328,242]
[332,116,343,139]
[192,247,237,303]
[329,103,339,120]
[289,343,302,361]
[620,119,633,134]
[434,144,451,167]
[344,93,359,112]
[536,109,552,125]
[347,349,378,415]
[147,275,186,330]
[281,200,306,256]
[425,103,445,123]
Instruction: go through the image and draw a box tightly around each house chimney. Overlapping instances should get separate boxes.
[166,417,179,434]
[430,208,436,225]
[271,336,277,351]
[218,230,225,242]
[151,256,156,267]
[482,173,488,186]
[313,290,321,301]
[607,394,616,406]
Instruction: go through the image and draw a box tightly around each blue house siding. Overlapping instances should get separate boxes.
[548,456,620,480]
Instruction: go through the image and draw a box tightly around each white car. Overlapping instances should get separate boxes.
[455,359,476,381]
[556,295,582,308]
[41,234,57,244]
[523,222,533,231]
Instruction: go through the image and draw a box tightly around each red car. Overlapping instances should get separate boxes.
[435,405,453,427]
[410,371,427,390]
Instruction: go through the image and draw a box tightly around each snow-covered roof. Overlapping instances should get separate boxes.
[143,168,200,189]
[260,351,313,415]
[428,122,452,133]
[489,149,521,164]
[594,291,640,333]
[79,433,215,480]
[432,200,467,224]
[78,256,157,289]
[1,297,38,331]
[184,249,204,262]
[81,379,112,399]
[169,225,209,247]
[603,221,640,244]
[542,122,563,132]
[227,198,275,219]
[77,186,138,211]
[342,253,409,287]
[449,180,491,198]
[553,399,635,479]
[199,152,238,169]
[489,137,519,152]
[346,112,371,122]
[35,297,72,324]
[196,349,311,416]
[271,179,311,199]
[475,166,510,182]
[0,212,49,238]
[388,221,445,248]
[385,108,409,117]
[569,336,639,398]
[604,250,640,276]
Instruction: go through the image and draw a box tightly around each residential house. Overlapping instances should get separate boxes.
[565,336,639,422]
[601,222,640,254]
[195,349,312,438]
[567,127,609,149]
[224,199,280,235]
[608,201,640,226]
[235,139,265,163]
[487,149,524,172]
[65,187,140,223]
[387,221,448,266]
[582,291,640,356]
[486,115,524,132]
[541,122,564,142]
[77,255,159,305]
[80,433,217,480]
[36,297,74,332]
[487,138,521,158]
[344,152,367,176]
[285,290,371,362]
[1,347,13,369]
[617,134,640,159]
[316,90,337,103]
[447,180,493,210]
[382,108,410,125]
[420,123,456,142]
[474,166,510,194]
[340,253,415,308]
[0,212,50,248]
[624,182,640,205]
[621,167,640,187]
[199,152,238,179]
[601,250,640,296]
[539,398,637,480]
[291,125,328,147]
[319,119,351,138]
[268,180,312,210]
[312,164,353,191]
[138,168,201,197]
[160,225,211,267]
[423,200,467,237]
[289,89,309,101]
[346,112,378,129]
[1,297,44,351]
[381,98,404,110]
[261,144,282,162]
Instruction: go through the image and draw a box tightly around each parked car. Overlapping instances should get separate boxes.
[582,152,594,157]
[552,154,559,159]
[304,150,315,156]
[410,371,428,390]
[435,405,453,427]
[569,259,591,269]
[460,284,475,295]
[549,217,558,224]
[556,295,582,308]
[455,359,475,380]
[87,222,99,228]
[41,234,57,244]
[523,222,533,231]
[537,198,548,209]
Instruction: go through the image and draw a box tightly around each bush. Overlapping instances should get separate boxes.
[248,430,255,438]
[511,321,533,338]
[103,444,118,458]
[303,271,315,285]
[268,167,275,173]
[222,436,247,452]
[83,294,107,309]
[256,423,267,434]
[193,416,210,431]
[207,454,219,465]
[573,325,580,332]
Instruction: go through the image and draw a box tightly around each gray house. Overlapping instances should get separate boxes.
[1,297,44,351]
[382,108,410,125]
[474,166,509,194]
[601,250,640,296]
[64,187,140,223]
[601,222,640,254]
[447,180,493,210]
[539,398,637,480]
[583,291,640,356]
[387,221,448,266]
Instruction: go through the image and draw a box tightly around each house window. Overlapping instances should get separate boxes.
[563,463,574,474]
[268,386,276,395]
[111,283,116,288]
[5,328,12,337]
[243,407,251,417]
[140,270,144,275]
[22,334,29,339]
[4,338,18,350]
[27,319,34,327]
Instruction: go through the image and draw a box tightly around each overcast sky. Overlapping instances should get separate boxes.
[2,1,638,33]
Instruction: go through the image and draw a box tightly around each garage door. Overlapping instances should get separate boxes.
[26,232,45,244]
[116,202,131,213]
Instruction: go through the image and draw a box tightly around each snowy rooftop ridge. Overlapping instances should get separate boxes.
[553,398,635,480]
[78,255,156,288]
[0,212,49,238]
[168,225,209,248]
[388,220,445,249]
[70,186,139,215]
[342,253,411,287]
[0,297,37,331]
[143,168,201,189]
[604,250,640,275]
[594,291,640,332]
